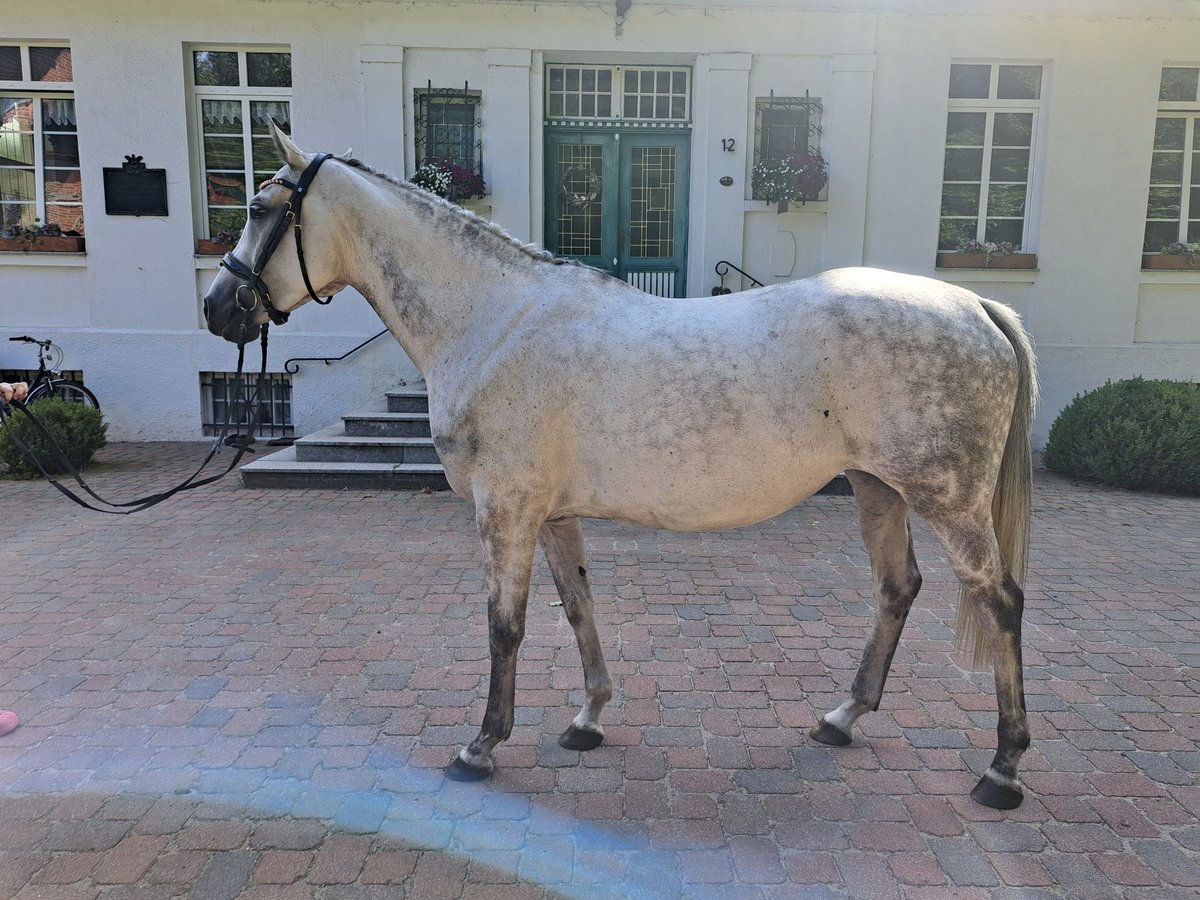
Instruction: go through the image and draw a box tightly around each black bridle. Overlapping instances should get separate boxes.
[220,152,335,337]
[0,153,342,512]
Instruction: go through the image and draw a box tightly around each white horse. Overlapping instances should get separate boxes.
[204,123,1037,809]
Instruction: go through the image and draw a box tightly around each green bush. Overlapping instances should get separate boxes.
[0,398,107,477]
[1043,378,1200,494]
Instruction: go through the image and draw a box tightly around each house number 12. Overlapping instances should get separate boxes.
[721,138,736,152]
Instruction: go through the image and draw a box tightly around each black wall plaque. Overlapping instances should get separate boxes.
[103,155,168,216]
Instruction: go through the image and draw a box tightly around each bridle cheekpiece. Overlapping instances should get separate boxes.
[219,152,335,337]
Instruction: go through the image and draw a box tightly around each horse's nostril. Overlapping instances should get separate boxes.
[202,297,210,320]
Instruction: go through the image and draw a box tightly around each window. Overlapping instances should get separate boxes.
[414,82,482,174]
[545,65,690,122]
[1144,66,1200,252]
[199,371,293,438]
[0,43,83,235]
[189,47,291,240]
[751,93,823,201]
[938,63,1043,251]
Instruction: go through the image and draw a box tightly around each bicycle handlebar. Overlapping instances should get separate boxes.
[8,336,51,347]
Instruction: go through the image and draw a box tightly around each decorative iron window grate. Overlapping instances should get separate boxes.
[199,371,293,438]
[545,65,691,124]
[753,91,823,169]
[414,81,483,177]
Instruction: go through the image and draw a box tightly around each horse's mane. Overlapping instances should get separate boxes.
[334,152,580,268]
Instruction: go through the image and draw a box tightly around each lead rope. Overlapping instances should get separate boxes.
[0,326,272,515]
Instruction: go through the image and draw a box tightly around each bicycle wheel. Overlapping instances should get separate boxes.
[27,379,101,413]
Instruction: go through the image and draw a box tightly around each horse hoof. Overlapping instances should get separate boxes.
[809,719,852,747]
[559,724,604,751]
[446,754,492,782]
[971,773,1024,810]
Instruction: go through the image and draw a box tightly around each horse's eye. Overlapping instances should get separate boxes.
[249,205,266,220]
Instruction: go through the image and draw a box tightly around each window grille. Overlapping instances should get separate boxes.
[189,47,292,240]
[545,65,691,124]
[751,91,823,201]
[1144,66,1200,252]
[0,43,83,235]
[938,63,1042,251]
[414,82,483,177]
[199,371,293,438]
[754,92,822,165]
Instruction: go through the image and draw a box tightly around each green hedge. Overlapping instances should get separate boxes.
[0,398,108,477]
[1043,378,1200,494]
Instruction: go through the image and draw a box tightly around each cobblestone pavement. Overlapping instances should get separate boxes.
[0,442,1197,899]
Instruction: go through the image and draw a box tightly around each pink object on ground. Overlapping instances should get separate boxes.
[0,710,19,736]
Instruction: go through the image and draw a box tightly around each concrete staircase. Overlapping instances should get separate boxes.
[239,382,450,490]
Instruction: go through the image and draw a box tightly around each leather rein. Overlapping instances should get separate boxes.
[0,153,338,513]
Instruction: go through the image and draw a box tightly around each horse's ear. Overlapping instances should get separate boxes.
[269,118,308,169]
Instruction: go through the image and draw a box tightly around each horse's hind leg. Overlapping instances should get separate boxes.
[811,470,922,746]
[540,518,612,751]
[448,499,540,781]
[923,510,1030,810]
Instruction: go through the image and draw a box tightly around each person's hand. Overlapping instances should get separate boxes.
[0,382,29,404]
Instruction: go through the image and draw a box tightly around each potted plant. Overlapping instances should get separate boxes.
[1142,241,1200,270]
[411,159,486,203]
[196,228,241,256]
[751,152,828,212]
[936,239,1037,269]
[0,220,85,253]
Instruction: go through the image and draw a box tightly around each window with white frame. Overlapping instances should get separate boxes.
[1144,66,1200,253]
[545,65,690,122]
[0,43,83,235]
[938,62,1043,252]
[189,47,291,241]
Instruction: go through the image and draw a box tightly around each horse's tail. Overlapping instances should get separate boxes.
[958,298,1038,666]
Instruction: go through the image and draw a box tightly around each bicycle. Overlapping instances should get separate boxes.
[7,335,100,411]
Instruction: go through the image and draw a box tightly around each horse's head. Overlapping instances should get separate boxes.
[203,121,345,344]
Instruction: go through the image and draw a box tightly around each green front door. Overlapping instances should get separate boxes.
[545,130,689,297]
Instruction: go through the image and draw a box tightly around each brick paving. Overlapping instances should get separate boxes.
[0,441,1197,898]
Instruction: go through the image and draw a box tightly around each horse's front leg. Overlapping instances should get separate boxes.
[448,499,540,781]
[540,517,612,750]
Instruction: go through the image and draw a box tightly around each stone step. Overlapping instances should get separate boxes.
[343,410,433,438]
[292,424,440,464]
[239,444,450,491]
[387,388,430,414]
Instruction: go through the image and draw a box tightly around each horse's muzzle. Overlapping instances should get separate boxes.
[203,289,264,346]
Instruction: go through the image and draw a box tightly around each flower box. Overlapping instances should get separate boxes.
[0,235,85,253]
[936,251,1037,269]
[1142,253,1200,270]
[196,239,235,256]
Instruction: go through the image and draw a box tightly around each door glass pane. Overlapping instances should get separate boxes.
[205,136,245,170]
[555,144,604,257]
[990,148,1030,182]
[1155,117,1185,150]
[202,99,242,133]
[938,217,976,252]
[985,217,1023,246]
[940,183,980,217]
[943,148,983,181]
[207,172,247,206]
[629,145,675,258]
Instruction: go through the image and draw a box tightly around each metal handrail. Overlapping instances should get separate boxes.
[282,328,390,375]
[713,260,765,294]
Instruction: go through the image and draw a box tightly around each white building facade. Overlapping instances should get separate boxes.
[1,0,1198,446]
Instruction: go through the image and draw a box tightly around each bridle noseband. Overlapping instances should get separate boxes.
[220,152,335,334]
